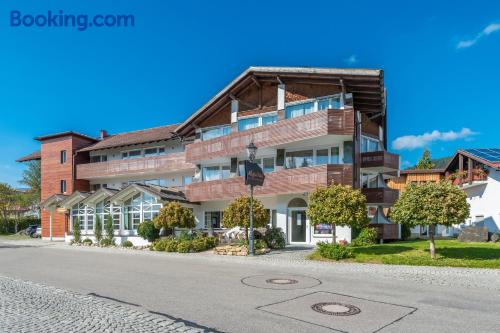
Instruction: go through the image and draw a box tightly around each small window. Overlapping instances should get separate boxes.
[238,117,259,131]
[285,102,314,119]
[204,211,223,229]
[262,157,275,173]
[60,150,67,164]
[60,180,67,193]
[222,166,230,179]
[331,147,340,164]
[343,141,353,164]
[183,176,192,185]
[315,149,329,165]
[122,150,142,159]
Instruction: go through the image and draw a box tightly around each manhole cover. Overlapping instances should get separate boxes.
[266,278,299,285]
[311,302,361,316]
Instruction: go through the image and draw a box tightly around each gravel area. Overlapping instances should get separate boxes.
[0,275,219,333]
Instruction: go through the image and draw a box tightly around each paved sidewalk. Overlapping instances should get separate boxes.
[0,275,219,333]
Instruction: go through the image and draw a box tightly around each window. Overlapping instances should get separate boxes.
[90,155,107,163]
[315,149,329,165]
[123,193,160,230]
[222,166,230,179]
[60,180,66,193]
[204,211,223,229]
[262,157,275,173]
[285,101,314,119]
[262,114,277,126]
[202,165,230,181]
[361,136,380,153]
[201,126,231,141]
[268,209,277,228]
[144,147,165,157]
[238,117,259,131]
[331,147,340,164]
[362,174,378,188]
[318,96,341,110]
[285,150,313,169]
[71,203,86,231]
[367,206,377,218]
[343,141,353,164]
[314,224,333,235]
[91,184,101,191]
[183,175,192,185]
[122,150,142,159]
[60,150,67,164]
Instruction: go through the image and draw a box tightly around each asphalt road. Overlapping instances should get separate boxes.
[0,240,499,333]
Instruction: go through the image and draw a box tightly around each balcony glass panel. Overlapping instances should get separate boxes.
[285,102,314,119]
[315,149,329,165]
[201,126,231,141]
[203,166,221,181]
[343,141,353,164]
[285,150,314,169]
[331,147,340,164]
[262,157,275,173]
[238,117,259,131]
[262,114,277,126]
[318,96,341,110]
[361,136,380,153]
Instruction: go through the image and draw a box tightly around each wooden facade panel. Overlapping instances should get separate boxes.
[369,223,399,240]
[76,152,195,180]
[186,109,354,163]
[285,82,341,103]
[185,164,353,202]
[361,113,379,138]
[361,151,399,170]
[362,188,399,205]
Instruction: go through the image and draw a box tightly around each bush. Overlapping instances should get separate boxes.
[137,220,160,242]
[0,217,40,234]
[82,238,93,246]
[165,239,179,252]
[178,230,192,241]
[122,240,133,248]
[317,242,353,260]
[100,238,114,247]
[191,238,208,252]
[254,239,267,250]
[104,214,114,243]
[205,236,218,248]
[401,224,411,240]
[94,215,103,245]
[263,227,286,249]
[176,240,191,253]
[152,238,169,251]
[72,218,81,243]
[351,228,378,247]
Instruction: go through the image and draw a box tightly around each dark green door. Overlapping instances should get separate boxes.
[291,210,306,242]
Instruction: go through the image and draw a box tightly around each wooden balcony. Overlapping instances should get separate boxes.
[185,108,354,163]
[361,151,399,173]
[185,164,353,202]
[76,152,195,180]
[362,188,399,205]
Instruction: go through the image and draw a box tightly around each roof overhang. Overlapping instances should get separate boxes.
[16,151,41,162]
[59,191,90,209]
[40,194,68,210]
[81,188,119,206]
[444,149,500,172]
[174,66,384,137]
[108,184,194,205]
[35,131,98,142]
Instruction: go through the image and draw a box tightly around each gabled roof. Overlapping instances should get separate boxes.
[40,194,68,209]
[59,191,91,209]
[81,188,119,206]
[78,124,179,152]
[16,151,41,162]
[175,66,384,136]
[35,131,98,142]
[444,148,500,171]
[109,184,192,204]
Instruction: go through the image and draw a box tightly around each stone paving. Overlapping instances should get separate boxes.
[0,276,219,333]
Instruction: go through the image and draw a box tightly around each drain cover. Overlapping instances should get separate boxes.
[266,278,298,285]
[311,302,361,316]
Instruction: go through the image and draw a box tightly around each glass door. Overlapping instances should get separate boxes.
[291,210,307,242]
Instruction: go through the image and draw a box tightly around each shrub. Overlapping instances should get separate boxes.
[137,220,160,242]
[72,218,81,243]
[104,214,114,243]
[191,238,208,252]
[100,238,114,247]
[82,238,93,246]
[204,236,218,248]
[178,230,192,241]
[94,215,103,245]
[152,239,167,251]
[0,217,40,234]
[122,240,133,248]
[401,224,411,240]
[165,239,179,252]
[176,240,192,253]
[254,239,267,250]
[351,228,378,247]
[263,227,286,249]
[317,242,353,260]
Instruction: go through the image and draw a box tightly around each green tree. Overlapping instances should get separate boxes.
[72,217,81,243]
[104,214,114,243]
[94,215,103,245]
[222,196,269,239]
[0,183,16,233]
[307,184,369,244]
[416,148,435,170]
[19,160,41,211]
[391,181,469,259]
[137,220,160,242]
[154,202,195,235]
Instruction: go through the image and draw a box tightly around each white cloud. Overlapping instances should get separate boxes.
[344,54,358,64]
[457,23,500,49]
[392,128,477,150]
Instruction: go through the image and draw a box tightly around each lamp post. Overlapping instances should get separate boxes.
[246,142,257,256]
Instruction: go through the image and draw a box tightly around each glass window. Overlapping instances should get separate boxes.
[343,141,353,164]
[285,101,314,119]
[315,149,329,165]
[222,166,230,179]
[262,157,274,173]
[60,180,66,193]
[285,150,313,169]
[158,147,165,155]
[144,148,159,157]
[238,161,245,176]
[204,211,223,229]
[60,150,66,164]
[238,117,259,131]
[183,176,192,185]
[331,147,340,164]
[314,224,333,235]
[318,96,341,110]
[201,126,231,141]
[362,174,378,188]
[262,114,277,126]
[71,203,87,231]
[128,150,141,158]
[203,166,221,181]
[268,209,277,228]
[361,137,380,153]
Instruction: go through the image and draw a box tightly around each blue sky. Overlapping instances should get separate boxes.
[1,0,499,186]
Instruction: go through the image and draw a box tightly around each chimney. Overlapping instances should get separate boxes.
[99,129,108,140]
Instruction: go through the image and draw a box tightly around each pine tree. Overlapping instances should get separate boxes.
[416,148,435,170]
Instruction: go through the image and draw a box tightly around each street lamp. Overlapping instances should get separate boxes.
[246,142,257,256]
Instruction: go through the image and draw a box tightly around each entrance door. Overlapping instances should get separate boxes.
[291,210,307,243]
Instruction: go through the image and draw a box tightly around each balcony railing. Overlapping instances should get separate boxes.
[361,151,399,173]
[185,108,354,163]
[77,152,195,180]
[185,164,353,202]
[362,188,399,205]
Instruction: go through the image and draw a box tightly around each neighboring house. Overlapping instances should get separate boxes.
[17,66,400,245]
[387,148,500,237]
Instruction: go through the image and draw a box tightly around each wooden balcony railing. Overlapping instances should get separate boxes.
[362,188,399,205]
[185,108,354,163]
[185,164,353,202]
[76,152,195,180]
[361,151,399,172]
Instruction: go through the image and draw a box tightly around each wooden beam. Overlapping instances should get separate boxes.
[459,154,464,187]
[468,157,473,185]
[228,94,257,110]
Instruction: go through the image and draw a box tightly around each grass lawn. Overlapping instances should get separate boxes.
[0,234,32,241]
[309,239,500,269]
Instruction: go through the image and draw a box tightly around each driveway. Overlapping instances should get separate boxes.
[0,238,499,332]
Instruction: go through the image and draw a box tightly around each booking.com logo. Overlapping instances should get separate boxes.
[10,10,135,31]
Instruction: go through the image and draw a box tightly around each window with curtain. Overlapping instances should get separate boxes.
[285,150,314,169]
[203,166,221,181]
